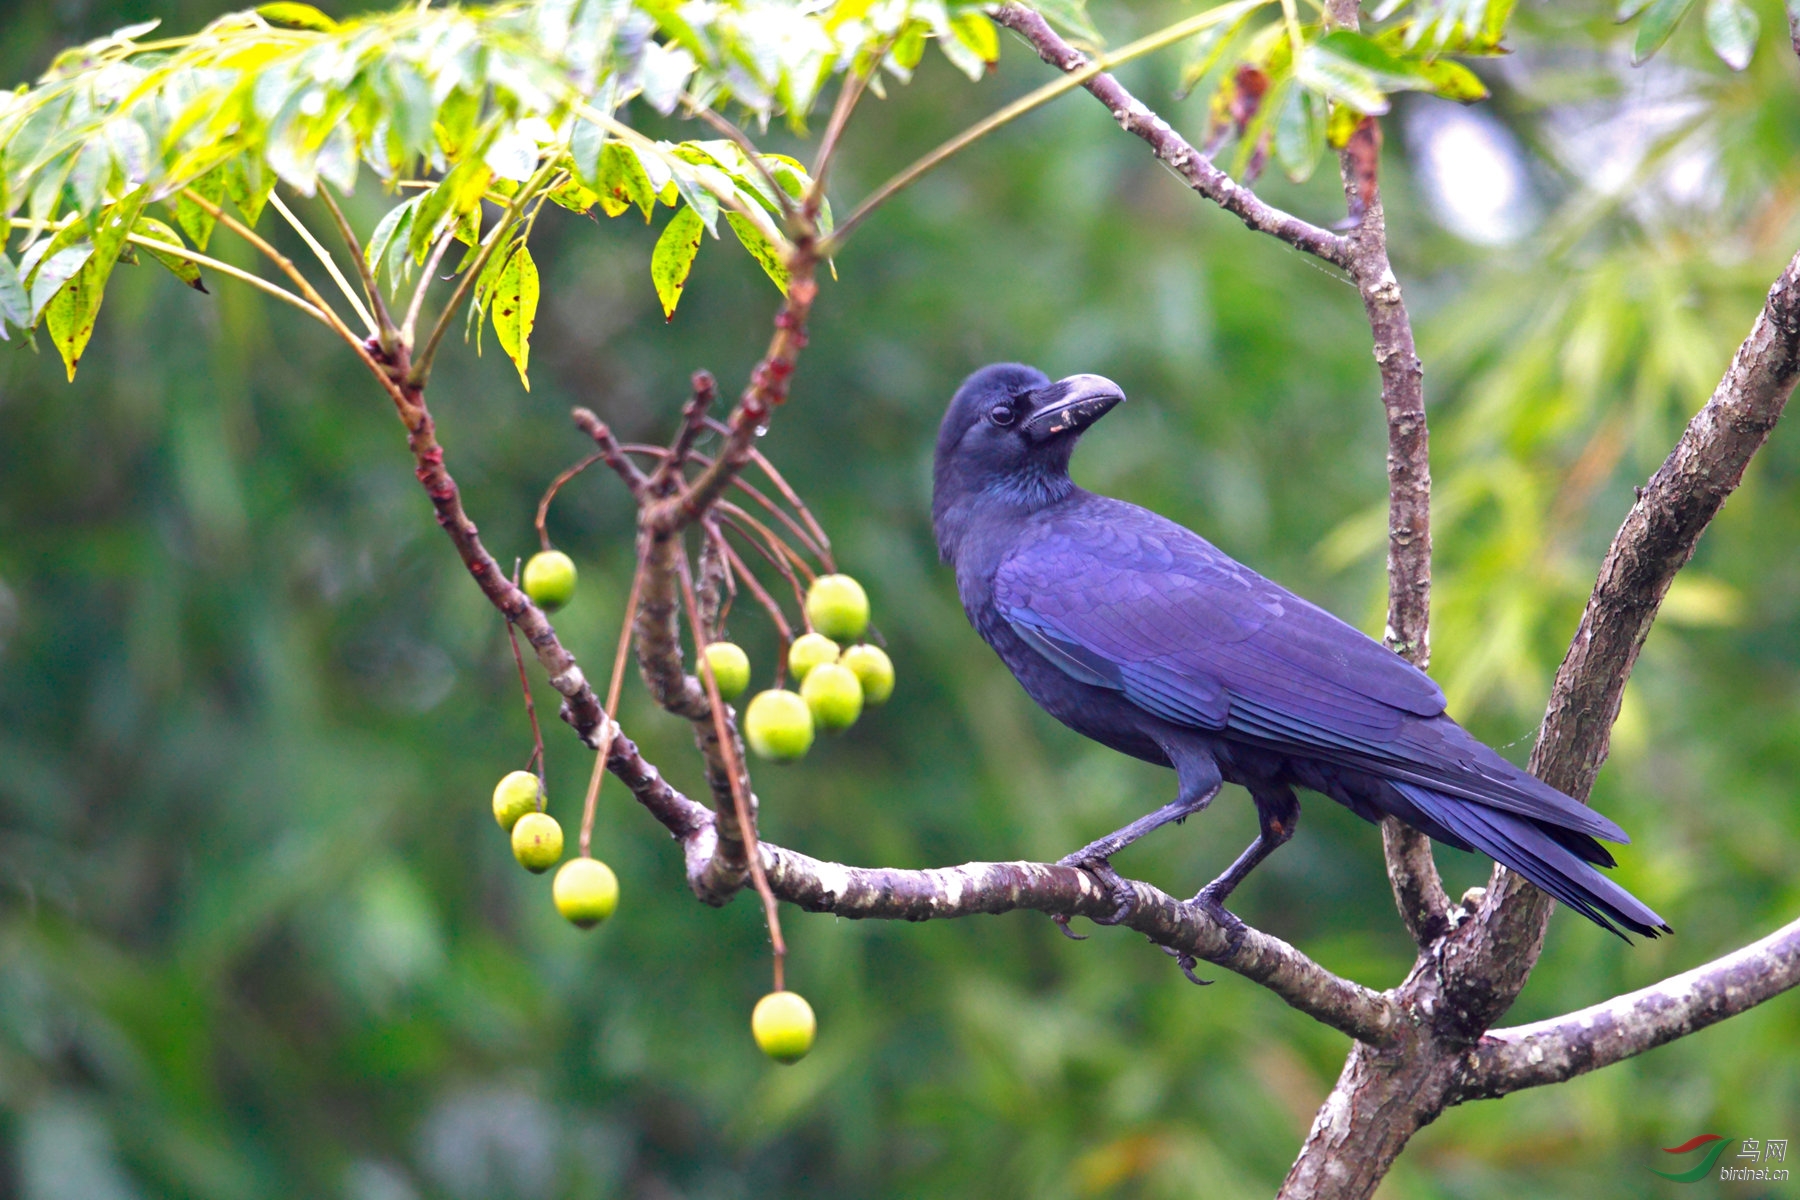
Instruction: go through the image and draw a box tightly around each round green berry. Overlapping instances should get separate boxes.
[786,632,840,683]
[492,769,542,831]
[751,990,816,1064]
[805,574,869,641]
[840,644,894,706]
[553,857,619,928]
[800,662,863,731]
[703,641,752,701]
[523,550,578,611]
[511,811,564,873]
[743,689,815,761]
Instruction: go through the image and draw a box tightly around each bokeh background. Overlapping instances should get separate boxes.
[3,1,1800,1196]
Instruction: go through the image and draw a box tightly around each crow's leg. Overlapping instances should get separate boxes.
[1191,785,1300,922]
[1059,780,1222,925]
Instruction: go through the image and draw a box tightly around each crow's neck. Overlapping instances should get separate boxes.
[933,464,1076,566]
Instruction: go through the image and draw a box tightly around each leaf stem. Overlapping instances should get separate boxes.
[268,189,377,336]
[123,233,331,326]
[317,183,397,347]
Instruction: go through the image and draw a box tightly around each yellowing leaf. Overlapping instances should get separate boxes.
[132,216,207,291]
[651,206,705,321]
[492,244,538,391]
[45,194,142,380]
[257,3,338,31]
[725,213,789,295]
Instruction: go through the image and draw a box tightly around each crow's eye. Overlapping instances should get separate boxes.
[988,403,1016,427]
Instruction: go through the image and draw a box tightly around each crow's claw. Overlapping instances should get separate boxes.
[1191,883,1248,943]
[1051,913,1088,941]
[1059,855,1136,925]
[1159,944,1213,986]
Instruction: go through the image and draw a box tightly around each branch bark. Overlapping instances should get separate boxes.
[1465,913,1800,1098]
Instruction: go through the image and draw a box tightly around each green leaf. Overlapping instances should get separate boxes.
[1026,0,1102,43]
[176,170,227,251]
[725,212,789,295]
[1616,0,1656,19]
[491,244,538,391]
[257,2,338,31]
[949,13,1000,68]
[1632,0,1698,64]
[44,194,142,380]
[1296,43,1390,115]
[651,205,704,321]
[29,246,95,320]
[1273,85,1324,183]
[0,255,28,335]
[1176,1,1264,98]
[364,197,418,293]
[131,216,207,291]
[600,143,657,221]
[1703,0,1758,69]
[1417,59,1489,102]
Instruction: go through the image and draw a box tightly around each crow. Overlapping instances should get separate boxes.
[932,363,1668,939]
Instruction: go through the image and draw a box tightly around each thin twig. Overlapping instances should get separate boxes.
[506,560,548,788]
[317,182,396,342]
[580,561,644,858]
[119,234,329,325]
[678,554,787,990]
[268,189,377,336]
[829,6,1285,252]
[401,229,457,348]
[536,451,604,553]
[409,155,562,388]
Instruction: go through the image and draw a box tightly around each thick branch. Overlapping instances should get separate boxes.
[1464,912,1800,1098]
[756,844,1402,1043]
[1459,248,1800,1021]
[991,4,1351,270]
[1333,113,1452,947]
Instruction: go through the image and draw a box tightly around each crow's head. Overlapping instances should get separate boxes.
[932,363,1125,559]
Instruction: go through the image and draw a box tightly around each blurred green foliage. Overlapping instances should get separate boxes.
[3,1,1800,1197]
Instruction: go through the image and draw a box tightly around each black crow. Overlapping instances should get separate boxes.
[932,363,1667,939]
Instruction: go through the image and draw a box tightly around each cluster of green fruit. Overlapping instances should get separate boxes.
[491,768,817,1062]
[704,574,895,762]
[492,770,619,928]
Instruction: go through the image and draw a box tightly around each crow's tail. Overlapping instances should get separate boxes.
[1391,782,1670,940]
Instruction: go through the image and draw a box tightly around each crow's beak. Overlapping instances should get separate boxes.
[1023,374,1126,441]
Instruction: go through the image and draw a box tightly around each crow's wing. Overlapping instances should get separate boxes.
[994,501,1626,842]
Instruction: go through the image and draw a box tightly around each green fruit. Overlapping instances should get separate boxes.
[703,641,752,701]
[511,811,564,873]
[553,857,619,928]
[787,632,840,682]
[805,574,869,641]
[801,662,863,731]
[840,644,894,706]
[743,689,814,761]
[523,550,578,611]
[751,990,816,1064]
[492,769,542,831]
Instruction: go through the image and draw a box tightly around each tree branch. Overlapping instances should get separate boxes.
[1464,912,1800,1098]
[989,4,1351,270]
[1456,247,1800,1024]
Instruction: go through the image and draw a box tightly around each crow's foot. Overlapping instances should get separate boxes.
[1190,882,1248,946]
[1059,854,1136,925]
[1050,913,1088,941]
[1159,943,1213,986]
